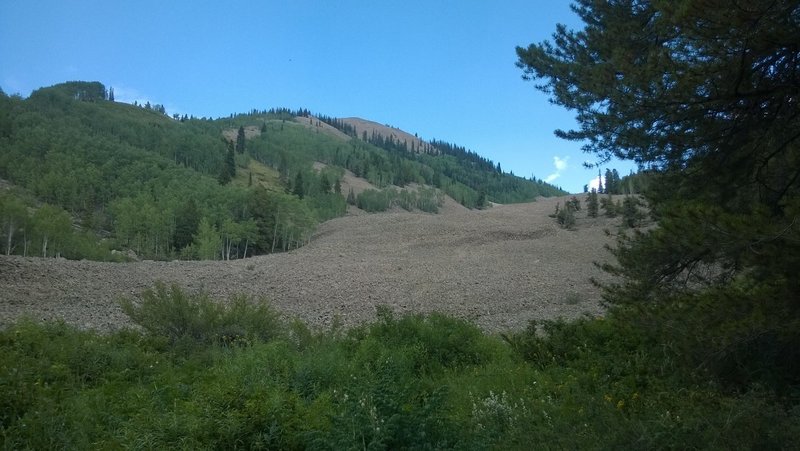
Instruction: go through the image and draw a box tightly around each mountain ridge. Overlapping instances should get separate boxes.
[0,81,567,262]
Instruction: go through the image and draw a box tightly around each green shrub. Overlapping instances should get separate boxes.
[3,293,799,449]
[120,282,284,347]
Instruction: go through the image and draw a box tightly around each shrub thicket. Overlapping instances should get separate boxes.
[2,287,798,449]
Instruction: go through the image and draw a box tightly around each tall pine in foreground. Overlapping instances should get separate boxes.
[518,0,800,390]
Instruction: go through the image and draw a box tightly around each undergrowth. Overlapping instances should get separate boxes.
[1,285,797,449]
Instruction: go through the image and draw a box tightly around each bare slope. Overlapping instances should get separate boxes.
[340,117,431,153]
[0,196,616,332]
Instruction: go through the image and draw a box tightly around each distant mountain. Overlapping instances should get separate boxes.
[0,81,566,262]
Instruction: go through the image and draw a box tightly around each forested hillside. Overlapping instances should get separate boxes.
[0,81,565,261]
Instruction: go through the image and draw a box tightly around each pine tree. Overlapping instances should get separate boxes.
[597,169,604,194]
[604,168,615,194]
[319,173,331,193]
[219,145,235,184]
[235,126,246,153]
[519,0,800,388]
[586,189,599,218]
[172,199,200,250]
[293,172,305,199]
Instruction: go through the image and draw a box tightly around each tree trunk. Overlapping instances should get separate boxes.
[271,220,279,253]
[5,221,13,255]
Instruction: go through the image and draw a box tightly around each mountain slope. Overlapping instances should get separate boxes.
[0,194,614,332]
[0,81,567,262]
[340,117,431,153]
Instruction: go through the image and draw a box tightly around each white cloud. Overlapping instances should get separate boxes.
[544,155,569,183]
[110,84,183,117]
[587,174,605,192]
[111,85,151,106]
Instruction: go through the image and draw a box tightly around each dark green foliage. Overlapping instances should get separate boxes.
[566,195,581,211]
[553,199,579,229]
[3,294,799,449]
[120,282,284,348]
[585,189,599,217]
[620,196,645,228]
[249,187,316,253]
[356,188,393,212]
[599,193,619,218]
[519,0,800,398]
[235,125,245,153]
[172,199,200,250]
[604,168,622,194]
[356,187,445,213]
[292,171,305,199]
[219,145,236,184]
[318,116,567,206]
[0,80,562,262]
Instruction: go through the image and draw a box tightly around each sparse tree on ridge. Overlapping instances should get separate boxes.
[236,126,246,153]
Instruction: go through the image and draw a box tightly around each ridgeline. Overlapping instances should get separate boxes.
[0,81,566,261]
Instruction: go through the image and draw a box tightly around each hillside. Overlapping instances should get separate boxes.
[0,81,566,262]
[340,117,431,153]
[0,195,615,332]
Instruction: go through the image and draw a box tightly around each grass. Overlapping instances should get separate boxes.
[1,285,798,449]
[232,158,283,191]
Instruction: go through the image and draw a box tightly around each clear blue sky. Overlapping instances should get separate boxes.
[0,0,634,193]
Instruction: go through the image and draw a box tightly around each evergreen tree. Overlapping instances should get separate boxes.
[597,169,604,194]
[586,189,599,218]
[319,173,331,193]
[172,199,200,250]
[293,172,305,199]
[604,168,615,195]
[518,0,800,388]
[219,145,236,184]
[236,126,246,153]
[621,196,644,228]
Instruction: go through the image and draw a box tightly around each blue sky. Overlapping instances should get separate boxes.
[0,1,634,193]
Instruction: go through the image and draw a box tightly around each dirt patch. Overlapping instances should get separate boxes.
[222,125,262,142]
[0,196,618,333]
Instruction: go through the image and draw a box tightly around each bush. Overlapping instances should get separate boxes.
[120,282,284,347]
[356,188,394,212]
[3,292,799,449]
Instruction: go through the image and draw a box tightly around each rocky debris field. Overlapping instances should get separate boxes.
[0,196,618,333]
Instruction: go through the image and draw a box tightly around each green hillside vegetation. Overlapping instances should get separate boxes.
[0,82,565,261]
[3,286,796,449]
[320,114,567,206]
